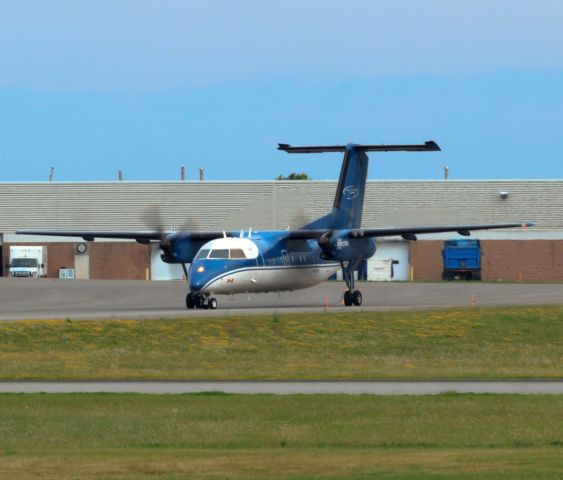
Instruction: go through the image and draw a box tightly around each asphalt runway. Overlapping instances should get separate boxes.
[0,380,561,394]
[2,278,563,320]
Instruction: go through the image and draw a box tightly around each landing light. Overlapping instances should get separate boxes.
[197,266,205,273]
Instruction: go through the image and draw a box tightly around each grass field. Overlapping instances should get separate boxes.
[0,393,561,479]
[0,306,561,379]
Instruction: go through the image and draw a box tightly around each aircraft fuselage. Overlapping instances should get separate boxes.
[188,231,368,295]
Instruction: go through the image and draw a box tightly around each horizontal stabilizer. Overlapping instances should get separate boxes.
[278,141,440,154]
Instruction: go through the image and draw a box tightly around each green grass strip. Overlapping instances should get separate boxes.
[0,306,561,379]
[0,393,561,479]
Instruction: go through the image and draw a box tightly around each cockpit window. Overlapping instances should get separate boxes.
[230,249,246,259]
[195,249,210,259]
[208,249,229,259]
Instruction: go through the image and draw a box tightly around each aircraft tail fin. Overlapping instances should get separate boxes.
[329,146,369,229]
[278,141,440,230]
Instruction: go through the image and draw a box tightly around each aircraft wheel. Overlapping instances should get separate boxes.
[208,297,218,310]
[194,294,205,309]
[186,293,195,309]
[344,290,353,307]
[352,290,362,306]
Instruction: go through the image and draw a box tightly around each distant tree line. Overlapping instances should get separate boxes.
[276,172,311,180]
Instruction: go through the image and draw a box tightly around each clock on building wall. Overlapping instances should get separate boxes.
[75,242,88,255]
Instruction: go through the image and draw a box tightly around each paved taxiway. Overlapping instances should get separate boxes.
[0,380,561,394]
[2,278,563,320]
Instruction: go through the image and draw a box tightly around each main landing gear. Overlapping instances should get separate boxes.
[344,289,362,307]
[186,292,218,310]
[341,262,362,307]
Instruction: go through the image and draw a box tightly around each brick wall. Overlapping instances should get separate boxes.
[89,242,150,280]
[3,242,150,280]
[409,241,444,281]
[481,240,563,281]
[410,240,563,281]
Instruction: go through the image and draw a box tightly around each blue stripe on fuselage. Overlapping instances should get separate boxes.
[190,257,257,292]
[194,262,340,292]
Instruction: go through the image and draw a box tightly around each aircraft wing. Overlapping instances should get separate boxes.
[288,222,533,240]
[18,223,533,243]
[348,223,533,239]
[15,229,229,242]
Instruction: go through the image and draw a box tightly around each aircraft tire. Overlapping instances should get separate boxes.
[193,294,205,309]
[208,297,218,310]
[344,290,353,307]
[352,290,362,306]
[186,293,195,309]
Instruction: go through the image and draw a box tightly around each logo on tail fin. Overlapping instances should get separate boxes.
[343,185,360,200]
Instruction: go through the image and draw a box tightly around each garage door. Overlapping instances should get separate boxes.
[150,243,187,280]
[367,240,410,281]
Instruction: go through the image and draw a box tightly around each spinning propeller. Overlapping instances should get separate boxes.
[141,206,201,258]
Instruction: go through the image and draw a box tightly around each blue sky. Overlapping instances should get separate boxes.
[1,1,563,181]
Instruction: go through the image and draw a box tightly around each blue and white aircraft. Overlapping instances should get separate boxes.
[18,141,531,309]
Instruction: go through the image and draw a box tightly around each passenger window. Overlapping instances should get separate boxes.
[209,249,229,259]
[195,249,210,259]
[230,249,246,259]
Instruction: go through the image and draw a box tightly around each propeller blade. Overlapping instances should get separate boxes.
[287,207,315,230]
[141,206,166,240]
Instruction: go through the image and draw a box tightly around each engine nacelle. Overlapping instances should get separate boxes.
[159,233,209,264]
[318,232,376,262]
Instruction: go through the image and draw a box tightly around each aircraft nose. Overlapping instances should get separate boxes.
[188,263,206,292]
[189,278,203,292]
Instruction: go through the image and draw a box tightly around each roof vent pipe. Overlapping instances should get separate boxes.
[199,167,204,181]
[118,170,123,181]
[49,166,55,182]
[181,164,185,181]
[443,165,449,180]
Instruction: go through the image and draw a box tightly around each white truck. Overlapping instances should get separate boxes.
[9,246,47,278]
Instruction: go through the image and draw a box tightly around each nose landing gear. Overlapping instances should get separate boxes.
[186,292,218,310]
[341,262,362,307]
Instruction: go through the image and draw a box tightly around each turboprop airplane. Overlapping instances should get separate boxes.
[17,140,531,310]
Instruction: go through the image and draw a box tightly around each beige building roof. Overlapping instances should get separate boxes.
[0,180,561,239]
